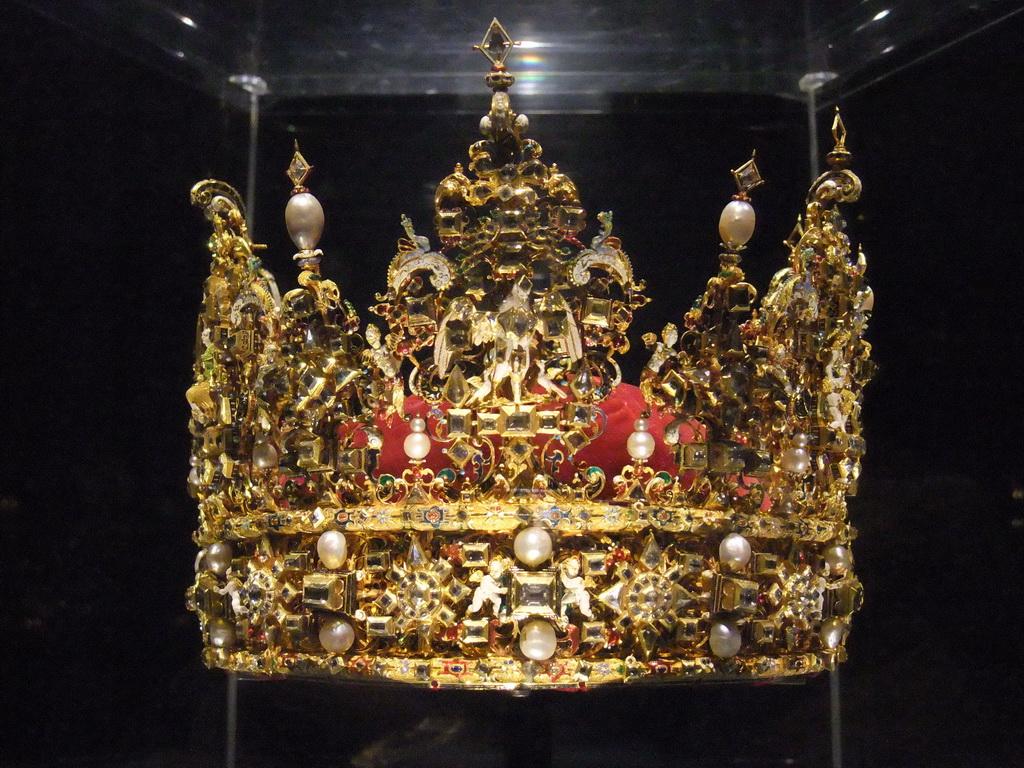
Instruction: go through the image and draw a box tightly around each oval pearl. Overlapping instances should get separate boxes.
[824,545,853,575]
[627,430,656,460]
[409,417,426,433]
[719,199,755,248]
[252,439,279,469]
[780,447,810,475]
[317,530,347,569]
[709,621,742,658]
[285,191,325,251]
[514,526,553,568]
[319,618,355,654]
[519,619,557,661]
[205,542,233,576]
[404,431,431,460]
[820,618,846,649]
[719,533,752,571]
[208,618,236,649]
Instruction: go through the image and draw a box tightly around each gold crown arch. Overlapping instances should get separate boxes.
[185,20,874,688]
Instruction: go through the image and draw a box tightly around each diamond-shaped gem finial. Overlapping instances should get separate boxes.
[731,153,764,195]
[475,18,516,67]
[287,141,312,189]
[832,108,848,153]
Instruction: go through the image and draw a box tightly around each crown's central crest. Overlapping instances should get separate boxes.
[186,21,874,688]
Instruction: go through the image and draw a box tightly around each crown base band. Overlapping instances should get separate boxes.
[205,648,844,689]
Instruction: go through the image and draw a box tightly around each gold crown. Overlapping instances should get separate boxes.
[186,20,874,689]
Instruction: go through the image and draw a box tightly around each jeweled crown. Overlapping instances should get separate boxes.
[186,20,874,688]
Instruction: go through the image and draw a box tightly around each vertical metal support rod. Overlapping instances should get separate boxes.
[246,89,261,234]
[225,673,238,768]
[806,84,819,182]
[830,668,842,768]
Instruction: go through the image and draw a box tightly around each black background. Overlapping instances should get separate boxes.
[1,4,1022,766]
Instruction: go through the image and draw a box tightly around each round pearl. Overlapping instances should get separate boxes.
[719,533,752,571]
[820,618,846,649]
[319,618,355,654]
[780,447,810,475]
[514,526,553,568]
[519,619,557,661]
[824,545,853,575]
[205,542,233,576]
[633,418,649,432]
[627,430,656,460]
[409,417,427,433]
[404,431,431,460]
[317,530,348,569]
[792,433,809,448]
[285,191,325,251]
[208,618,236,649]
[709,621,742,659]
[719,199,755,248]
[252,438,279,469]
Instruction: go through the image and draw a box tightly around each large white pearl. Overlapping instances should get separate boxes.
[780,447,810,475]
[403,431,431,460]
[519,619,557,661]
[514,526,553,568]
[820,618,846,649]
[319,618,355,653]
[719,199,755,248]
[709,621,742,658]
[718,533,752,571]
[317,530,348,569]
[252,438,279,469]
[285,191,325,251]
[824,545,853,575]
[205,542,233,576]
[627,429,656,461]
[208,618,236,649]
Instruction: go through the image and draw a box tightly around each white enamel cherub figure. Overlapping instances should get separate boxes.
[469,559,507,617]
[559,557,593,619]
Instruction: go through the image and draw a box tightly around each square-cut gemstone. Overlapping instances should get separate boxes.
[477,412,500,435]
[712,575,759,615]
[461,542,490,567]
[538,411,561,433]
[462,619,489,644]
[581,551,608,576]
[582,297,612,327]
[447,409,472,437]
[509,571,557,617]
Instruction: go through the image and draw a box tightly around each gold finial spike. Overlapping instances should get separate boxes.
[287,141,312,190]
[731,151,764,196]
[832,108,848,153]
[475,18,518,67]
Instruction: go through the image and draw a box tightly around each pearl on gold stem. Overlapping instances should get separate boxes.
[404,416,431,460]
[626,417,656,461]
[319,618,355,653]
[709,621,742,658]
[285,191,325,251]
[317,530,347,569]
[719,198,755,248]
[519,619,557,660]
[514,526,553,568]
[718,533,751,571]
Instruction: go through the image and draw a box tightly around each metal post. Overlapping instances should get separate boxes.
[798,72,837,183]
[830,667,843,768]
[228,74,269,233]
[225,673,238,768]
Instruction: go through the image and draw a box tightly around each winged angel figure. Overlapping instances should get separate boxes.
[434,275,582,405]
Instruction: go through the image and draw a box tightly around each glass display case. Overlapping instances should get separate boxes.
[4,2,1022,767]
